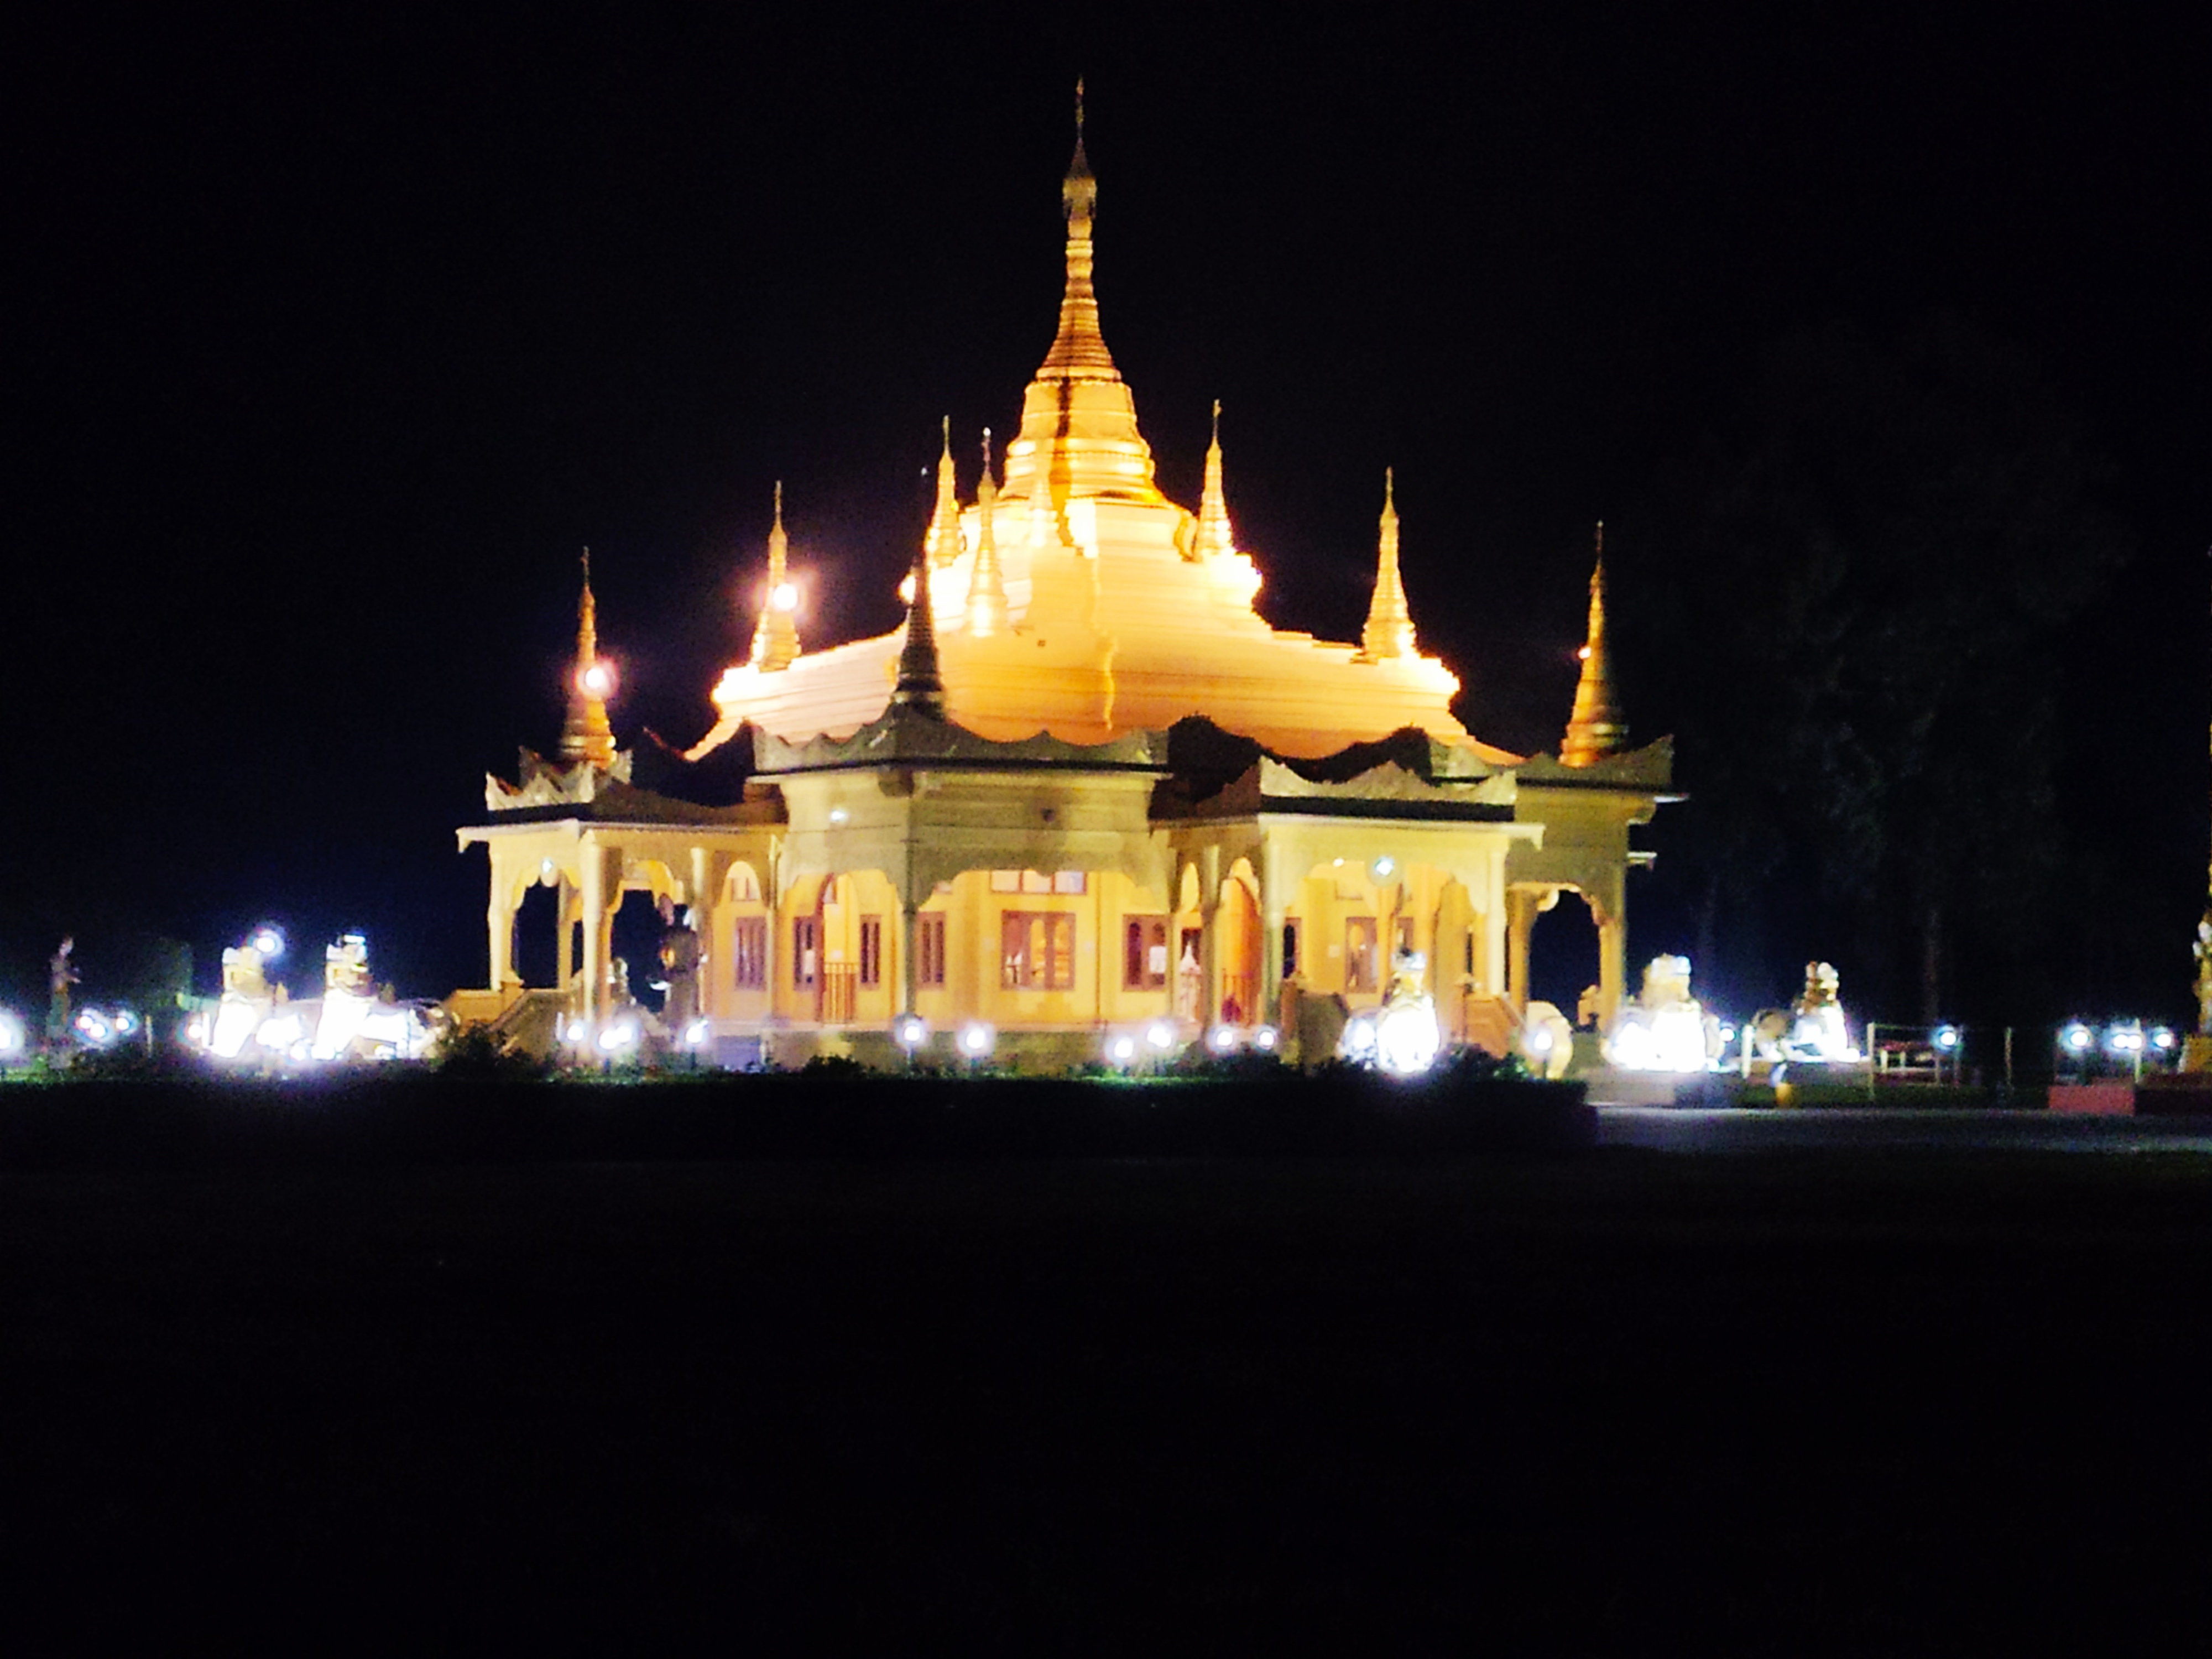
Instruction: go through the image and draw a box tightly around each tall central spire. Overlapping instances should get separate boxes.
[1193,399,1235,561]
[1036,77,1116,381]
[1000,84,1160,507]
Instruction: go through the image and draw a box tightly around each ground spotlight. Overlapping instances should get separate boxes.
[894,1014,930,1052]
[1933,1024,1960,1051]
[1252,1025,1279,1053]
[2107,1025,2145,1055]
[564,1019,588,1045]
[1208,1024,1240,1055]
[958,1021,995,1061]
[1145,1020,1177,1052]
[1108,1034,1136,1066]
[250,925,286,961]
[2062,1022,2093,1052]
[1340,1014,1378,1061]
[684,1019,711,1048]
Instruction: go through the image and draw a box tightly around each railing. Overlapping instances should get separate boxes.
[819,964,857,1025]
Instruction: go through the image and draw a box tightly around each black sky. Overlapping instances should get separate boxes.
[6,6,2206,1017]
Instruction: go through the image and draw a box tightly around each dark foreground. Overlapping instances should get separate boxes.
[4,1080,2210,1651]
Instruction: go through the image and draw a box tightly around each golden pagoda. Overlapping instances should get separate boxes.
[455,105,1674,1067]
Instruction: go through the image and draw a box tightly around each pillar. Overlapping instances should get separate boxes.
[1259,839,1286,1026]
[898,899,920,1017]
[1596,910,1627,1034]
[579,841,614,1024]
[1197,847,1222,1027]
[486,851,517,992]
[556,878,576,1004]
[1506,888,1541,1016]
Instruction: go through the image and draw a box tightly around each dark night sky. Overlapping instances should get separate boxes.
[6,6,2206,1018]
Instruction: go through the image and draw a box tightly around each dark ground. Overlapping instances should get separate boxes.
[5,1092,2210,1651]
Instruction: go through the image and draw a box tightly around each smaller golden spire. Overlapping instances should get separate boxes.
[1038,77,1115,382]
[892,535,946,714]
[1561,521,1630,766]
[1193,399,1234,561]
[560,548,617,768]
[1358,468,1417,661]
[750,482,801,671]
[926,418,963,566]
[967,429,1009,637]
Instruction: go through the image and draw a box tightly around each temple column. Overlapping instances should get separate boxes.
[898,899,920,1017]
[1505,887,1545,1016]
[486,849,524,994]
[1197,846,1222,1027]
[1259,839,1286,1026]
[579,839,619,1025]
[556,878,576,1006]
[1595,908,1627,1034]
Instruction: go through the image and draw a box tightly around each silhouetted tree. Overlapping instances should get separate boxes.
[1622,321,2126,1020]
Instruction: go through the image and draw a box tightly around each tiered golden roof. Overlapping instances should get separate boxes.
[559,550,616,769]
[695,108,1510,764]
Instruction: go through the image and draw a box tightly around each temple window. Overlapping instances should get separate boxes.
[991,869,1087,895]
[1282,920,1301,978]
[917,915,947,987]
[1124,916,1170,988]
[793,916,818,988]
[1002,912,1076,990]
[859,917,883,987]
[733,917,767,989]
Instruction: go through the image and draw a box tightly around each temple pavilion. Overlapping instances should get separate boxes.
[455,113,1674,1067]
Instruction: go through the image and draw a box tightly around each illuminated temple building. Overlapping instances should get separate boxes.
[456,115,1674,1065]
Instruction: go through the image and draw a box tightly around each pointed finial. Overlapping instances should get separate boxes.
[560,547,616,768]
[1194,398,1235,561]
[1561,520,1629,765]
[968,427,1009,636]
[926,418,963,566]
[750,483,801,671]
[1358,469,1416,661]
[892,538,946,713]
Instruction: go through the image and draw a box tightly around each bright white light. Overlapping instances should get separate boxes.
[597,1022,636,1052]
[1934,1025,1960,1051]
[1371,855,1396,881]
[771,582,798,612]
[684,1019,711,1048]
[1530,1027,1553,1054]
[113,1009,139,1036]
[1208,1024,1240,1054]
[2109,1027,2145,1054]
[257,1011,305,1051]
[1341,1015,1377,1059]
[1253,1026,1279,1052]
[75,1010,113,1047]
[251,927,285,961]
[828,807,848,825]
[898,572,917,603]
[581,662,613,697]
[1109,1035,1136,1065]
[1718,1022,1737,1045]
[211,1001,261,1059]
[959,1021,994,1058]
[1610,1006,1709,1073]
[2064,1023,2093,1051]
[0,1011,25,1055]
[2153,1028,2177,1051]
[894,1015,930,1050]
[1375,1001,1442,1076]
[564,1019,588,1045]
[1145,1020,1177,1052]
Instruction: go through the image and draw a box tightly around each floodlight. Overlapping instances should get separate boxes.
[2153,1027,2177,1051]
[894,1015,930,1051]
[564,1019,587,1045]
[250,926,286,961]
[1208,1024,1240,1055]
[2063,1023,2092,1051]
[1371,855,1397,881]
[684,1019,711,1048]
[1145,1020,1176,1051]
[1108,1034,1136,1065]
[2108,1026,2145,1055]
[1251,1026,1279,1053]
[581,661,614,697]
[1933,1025,1960,1051]
[1341,1015,1377,1059]
[771,582,799,612]
[958,1021,995,1059]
